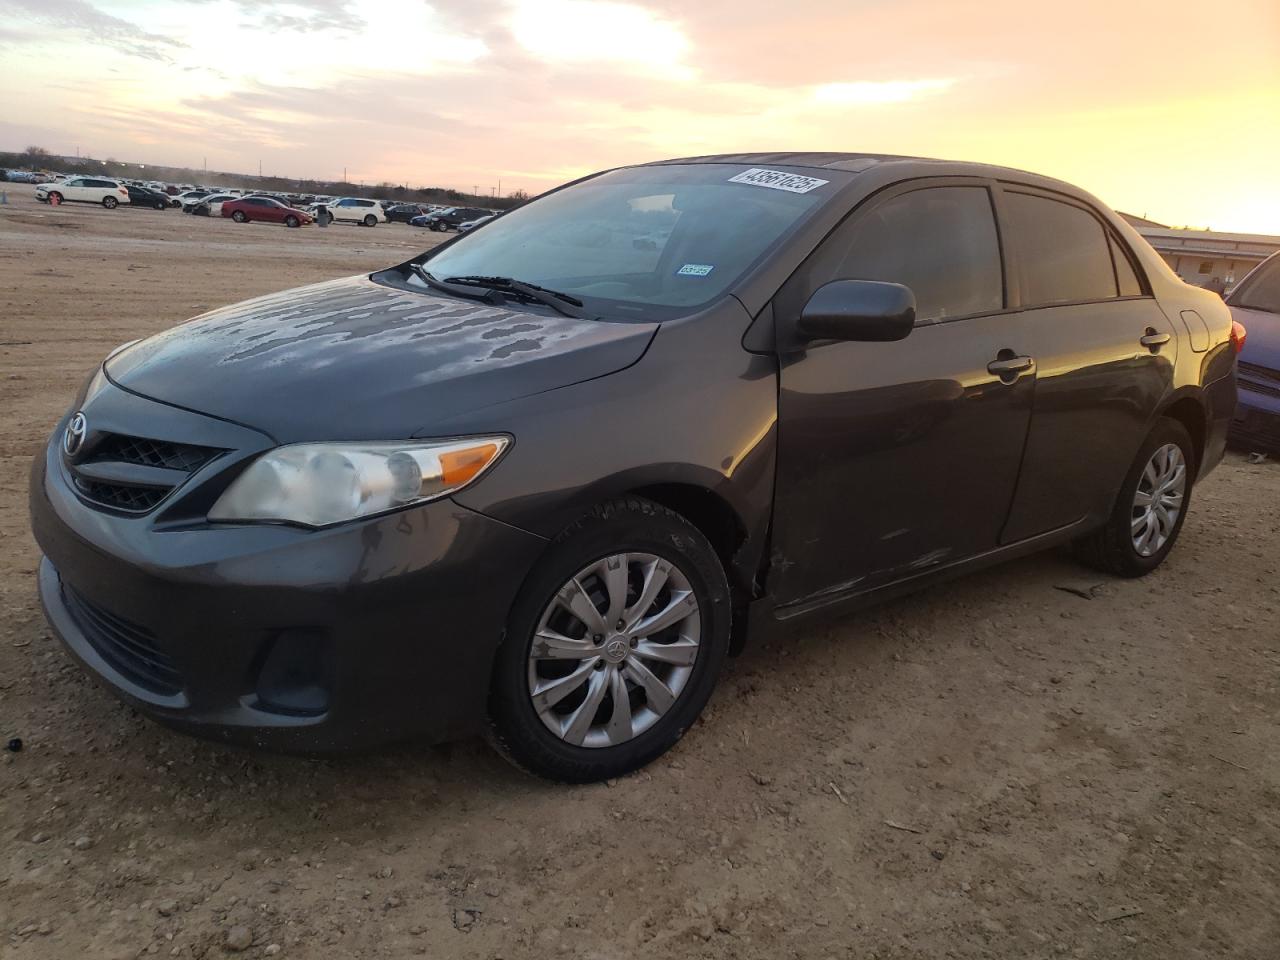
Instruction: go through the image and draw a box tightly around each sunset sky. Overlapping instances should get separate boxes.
[1,0,1277,232]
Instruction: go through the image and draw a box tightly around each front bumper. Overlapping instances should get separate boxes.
[1229,379,1280,453]
[30,392,548,752]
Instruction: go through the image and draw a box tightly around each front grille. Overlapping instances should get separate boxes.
[73,479,168,512]
[1238,362,1280,399]
[87,435,219,473]
[69,432,223,515]
[61,583,182,695]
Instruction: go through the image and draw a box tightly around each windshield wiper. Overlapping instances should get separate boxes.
[408,263,497,302]
[443,275,587,318]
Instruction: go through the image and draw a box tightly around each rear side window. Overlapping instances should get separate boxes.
[818,186,1004,322]
[1008,192,1116,305]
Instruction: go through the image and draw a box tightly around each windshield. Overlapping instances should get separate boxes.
[1228,257,1280,314]
[415,164,835,320]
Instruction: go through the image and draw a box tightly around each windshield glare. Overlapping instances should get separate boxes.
[416,165,831,319]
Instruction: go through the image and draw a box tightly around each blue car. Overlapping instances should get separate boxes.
[1226,253,1280,451]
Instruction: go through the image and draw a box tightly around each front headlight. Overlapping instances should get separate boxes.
[208,436,509,527]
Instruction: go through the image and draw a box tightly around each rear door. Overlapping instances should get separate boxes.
[771,179,1037,608]
[996,187,1177,541]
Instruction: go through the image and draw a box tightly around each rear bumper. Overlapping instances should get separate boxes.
[1199,371,1237,478]
[31,426,549,752]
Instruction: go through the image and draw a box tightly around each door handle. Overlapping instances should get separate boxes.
[987,355,1035,377]
[1140,330,1171,349]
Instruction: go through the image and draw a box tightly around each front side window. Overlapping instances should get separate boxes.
[1007,192,1118,305]
[419,164,833,319]
[813,186,1004,322]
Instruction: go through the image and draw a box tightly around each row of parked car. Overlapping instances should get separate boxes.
[27,173,499,232]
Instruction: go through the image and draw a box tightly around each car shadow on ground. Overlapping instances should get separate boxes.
[30,544,1091,834]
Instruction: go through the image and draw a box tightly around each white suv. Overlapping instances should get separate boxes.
[36,177,131,209]
[326,197,385,226]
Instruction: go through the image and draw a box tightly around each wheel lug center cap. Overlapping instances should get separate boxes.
[603,636,630,663]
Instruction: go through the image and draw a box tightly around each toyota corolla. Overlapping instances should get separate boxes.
[30,153,1240,781]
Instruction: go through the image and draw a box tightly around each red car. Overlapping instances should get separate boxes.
[221,196,313,228]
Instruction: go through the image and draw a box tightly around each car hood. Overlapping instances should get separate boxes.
[1229,304,1280,371]
[106,275,657,443]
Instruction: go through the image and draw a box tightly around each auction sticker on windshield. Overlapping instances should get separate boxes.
[727,168,829,194]
[677,263,714,277]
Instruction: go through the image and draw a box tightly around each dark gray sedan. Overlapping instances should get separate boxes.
[31,153,1238,781]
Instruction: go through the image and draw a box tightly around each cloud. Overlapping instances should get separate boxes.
[813,78,956,106]
[508,0,690,71]
[186,0,369,34]
[0,0,182,62]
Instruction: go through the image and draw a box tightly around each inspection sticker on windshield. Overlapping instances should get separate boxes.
[727,168,829,194]
[677,263,714,277]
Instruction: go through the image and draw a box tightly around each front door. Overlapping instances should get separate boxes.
[770,180,1035,610]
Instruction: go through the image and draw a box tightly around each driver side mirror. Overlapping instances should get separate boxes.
[796,280,916,343]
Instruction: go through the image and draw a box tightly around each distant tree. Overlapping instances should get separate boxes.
[20,145,51,168]
[508,189,530,202]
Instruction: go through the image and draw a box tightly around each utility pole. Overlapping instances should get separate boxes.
[497,178,501,198]
[343,167,347,183]
[473,185,478,198]
[259,159,262,177]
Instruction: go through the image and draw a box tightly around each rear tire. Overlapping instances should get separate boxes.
[1073,418,1194,578]
[232,210,247,223]
[102,196,118,209]
[489,498,731,782]
[363,214,377,227]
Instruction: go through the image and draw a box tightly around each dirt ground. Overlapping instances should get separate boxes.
[1,188,1277,960]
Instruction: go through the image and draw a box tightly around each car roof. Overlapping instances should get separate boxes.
[641,152,1081,193]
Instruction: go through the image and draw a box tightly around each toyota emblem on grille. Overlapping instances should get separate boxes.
[63,412,88,457]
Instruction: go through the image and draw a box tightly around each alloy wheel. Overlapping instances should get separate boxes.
[527,552,701,749]
[1131,442,1186,557]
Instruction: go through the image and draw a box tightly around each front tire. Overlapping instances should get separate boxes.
[102,196,118,209]
[489,498,731,782]
[285,215,299,228]
[1073,418,1194,577]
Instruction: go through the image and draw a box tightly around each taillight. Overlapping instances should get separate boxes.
[119,187,127,195]
[1230,320,1247,354]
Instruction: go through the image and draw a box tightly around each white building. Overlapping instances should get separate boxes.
[1121,213,1280,292]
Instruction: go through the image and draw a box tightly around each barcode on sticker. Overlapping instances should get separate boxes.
[677,263,714,277]
[727,168,829,194]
